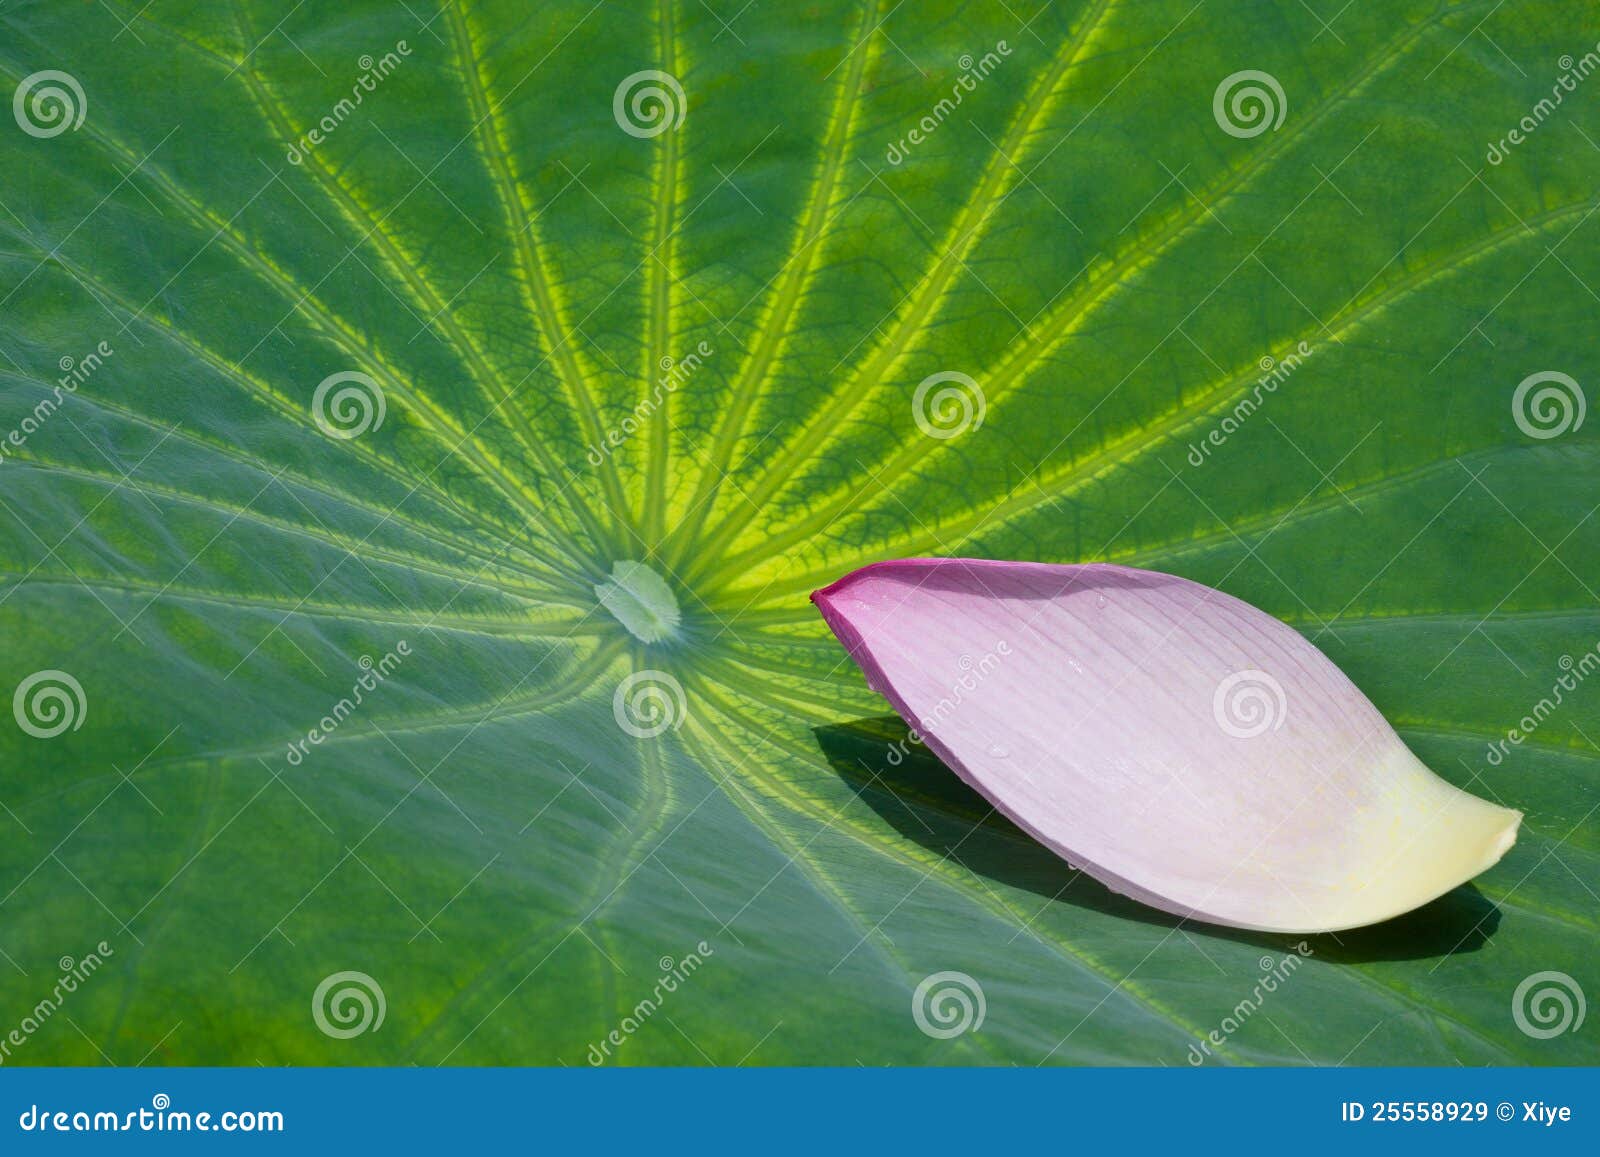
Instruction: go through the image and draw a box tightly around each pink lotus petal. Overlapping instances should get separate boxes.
[812,558,1521,933]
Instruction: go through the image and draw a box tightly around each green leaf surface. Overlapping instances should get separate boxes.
[1,0,1596,1065]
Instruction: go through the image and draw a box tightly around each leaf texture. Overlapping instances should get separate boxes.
[0,0,1596,1065]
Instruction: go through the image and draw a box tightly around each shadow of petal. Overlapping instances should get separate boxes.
[813,714,1500,963]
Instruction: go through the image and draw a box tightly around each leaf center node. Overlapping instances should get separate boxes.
[595,559,682,644]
